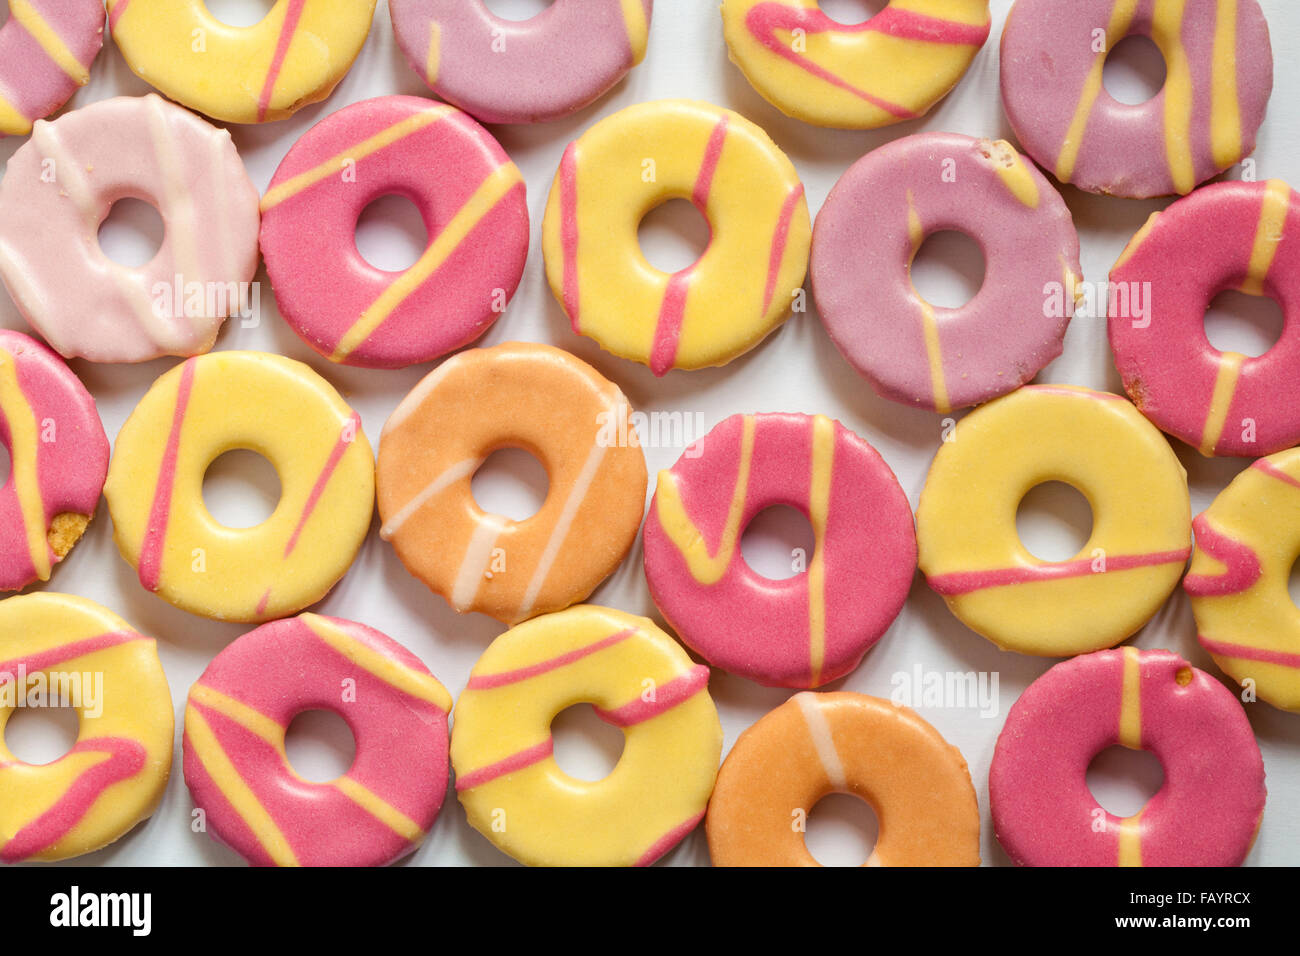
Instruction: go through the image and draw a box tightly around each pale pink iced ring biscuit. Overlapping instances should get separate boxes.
[377,342,648,626]
[389,0,652,124]
[811,132,1083,413]
[260,96,528,369]
[0,0,104,137]
[0,94,261,363]
[183,614,452,867]
[1110,179,1300,457]
[643,412,915,688]
[1000,0,1273,199]
[0,330,108,593]
[990,648,1266,867]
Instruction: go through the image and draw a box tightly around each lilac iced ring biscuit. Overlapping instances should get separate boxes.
[810,132,1082,413]
[388,0,652,124]
[1000,0,1273,199]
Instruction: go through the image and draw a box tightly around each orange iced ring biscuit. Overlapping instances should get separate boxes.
[706,692,980,866]
[377,342,648,625]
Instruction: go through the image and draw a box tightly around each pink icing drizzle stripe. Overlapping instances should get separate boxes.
[137,357,197,592]
[454,738,553,792]
[1200,636,1300,670]
[283,412,360,558]
[559,142,581,332]
[0,737,146,863]
[593,665,710,727]
[690,114,729,208]
[634,810,705,866]
[108,0,131,29]
[254,588,271,617]
[466,628,637,690]
[1183,515,1262,597]
[928,549,1191,596]
[762,184,804,313]
[1252,458,1300,491]
[256,0,307,122]
[865,7,990,45]
[0,631,142,681]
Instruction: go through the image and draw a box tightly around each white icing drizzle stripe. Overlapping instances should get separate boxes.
[794,692,846,790]
[380,458,478,540]
[452,513,507,610]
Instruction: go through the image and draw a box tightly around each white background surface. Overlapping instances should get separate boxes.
[2,0,1298,867]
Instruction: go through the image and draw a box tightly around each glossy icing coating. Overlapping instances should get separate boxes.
[1001,0,1273,198]
[1185,449,1300,712]
[183,613,452,867]
[0,593,172,863]
[106,0,377,124]
[541,99,811,375]
[0,0,104,137]
[451,605,721,866]
[720,0,990,129]
[1110,179,1300,457]
[990,647,1265,866]
[377,342,647,625]
[0,330,108,592]
[643,412,915,688]
[104,351,374,622]
[812,132,1082,412]
[916,385,1192,656]
[0,94,260,363]
[389,0,652,124]
[707,692,980,866]
[260,96,528,369]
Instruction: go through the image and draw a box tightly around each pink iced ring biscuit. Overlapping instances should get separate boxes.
[260,96,528,369]
[389,0,652,124]
[0,94,261,363]
[1001,0,1273,199]
[990,647,1266,867]
[0,0,103,137]
[643,412,916,688]
[811,133,1082,412]
[1109,179,1300,457]
[0,330,108,593]
[183,613,453,867]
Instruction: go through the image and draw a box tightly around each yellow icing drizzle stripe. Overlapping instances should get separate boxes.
[1118,809,1144,867]
[654,415,756,586]
[1056,0,1138,182]
[908,191,950,413]
[0,349,50,580]
[426,22,441,86]
[190,684,283,747]
[1119,646,1142,749]
[1156,0,1196,194]
[807,415,833,686]
[1114,211,1161,271]
[0,91,31,136]
[300,613,452,712]
[332,776,424,843]
[11,0,90,85]
[185,706,300,867]
[1210,0,1241,168]
[1241,179,1290,296]
[620,0,649,63]
[1200,351,1245,457]
[330,163,522,362]
[987,140,1040,209]
[260,106,454,211]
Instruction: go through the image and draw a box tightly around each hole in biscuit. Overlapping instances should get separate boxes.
[1087,746,1164,818]
[355,194,429,273]
[1103,34,1167,105]
[910,230,986,310]
[551,704,624,782]
[1204,290,1284,358]
[804,793,879,866]
[741,505,816,581]
[483,0,555,21]
[817,0,887,25]
[1286,554,1300,611]
[97,198,164,269]
[4,698,79,765]
[471,448,549,522]
[638,198,711,274]
[203,0,275,28]
[202,450,282,529]
[1016,481,1093,563]
[285,709,356,783]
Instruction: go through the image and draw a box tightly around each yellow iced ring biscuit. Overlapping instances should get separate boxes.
[720,0,991,129]
[916,385,1192,656]
[106,0,377,124]
[541,99,811,375]
[451,605,722,866]
[0,593,173,863]
[104,351,375,622]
